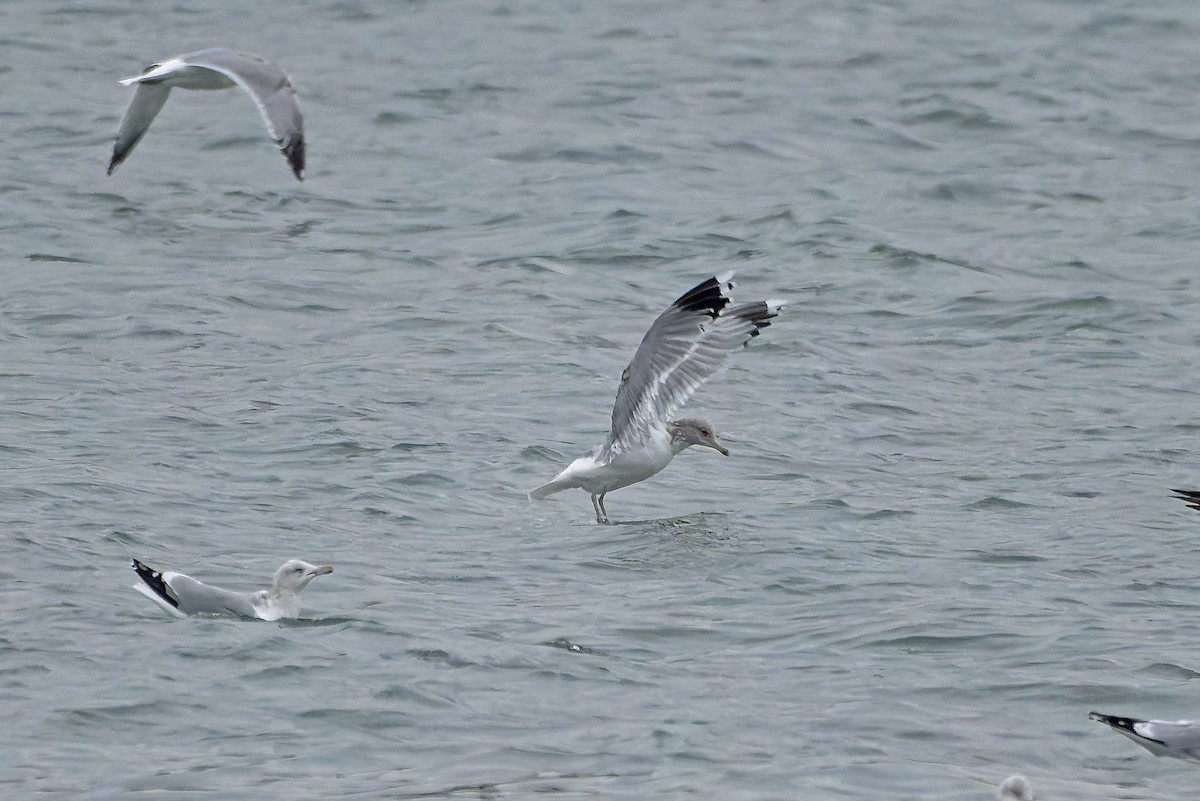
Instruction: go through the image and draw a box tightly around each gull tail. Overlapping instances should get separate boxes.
[529,477,577,501]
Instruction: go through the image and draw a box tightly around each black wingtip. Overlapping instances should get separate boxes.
[728,300,780,341]
[671,274,733,319]
[1090,711,1168,746]
[1089,711,1126,728]
[283,136,305,181]
[1171,488,1200,511]
[131,558,180,608]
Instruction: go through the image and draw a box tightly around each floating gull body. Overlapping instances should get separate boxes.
[997,774,1034,801]
[1089,711,1200,761]
[131,558,332,620]
[109,47,305,180]
[529,272,783,523]
[1171,488,1200,511]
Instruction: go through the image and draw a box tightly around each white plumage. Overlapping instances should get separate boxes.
[1090,711,1200,761]
[997,774,1034,801]
[530,273,783,523]
[108,47,305,180]
[131,558,332,620]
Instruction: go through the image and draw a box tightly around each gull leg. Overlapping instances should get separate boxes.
[591,493,609,524]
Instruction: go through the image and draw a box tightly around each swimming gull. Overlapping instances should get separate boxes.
[108,47,305,180]
[131,558,332,620]
[1089,711,1200,761]
[997,774,1034,801]
[1171,488,1200,511]
[529,272,783,523]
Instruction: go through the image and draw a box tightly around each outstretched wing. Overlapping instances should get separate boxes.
[607,273,782,453]
[108,82,171,175]
[182,48,305,180]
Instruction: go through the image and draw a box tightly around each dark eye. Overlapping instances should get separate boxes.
[294,566,305,574]
[701,429,710,437]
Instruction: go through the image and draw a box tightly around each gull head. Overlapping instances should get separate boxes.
[271,560,334,593]
[668,418,730,456]
[997,775,1034,801]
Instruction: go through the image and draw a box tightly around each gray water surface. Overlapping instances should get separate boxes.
[5,1,1200,799]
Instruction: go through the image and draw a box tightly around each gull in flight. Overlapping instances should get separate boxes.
[529,272,783,523]
[108,47,305,180]
[997,775,1034,801]
[1089,711,1200,761]
[131,558,332,620]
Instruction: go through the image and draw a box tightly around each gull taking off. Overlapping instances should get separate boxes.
[108,48,305,180]
[529,273,783,523]
[131,558,332,620]
[1089,711,1200,761]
